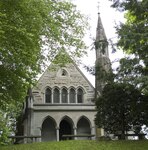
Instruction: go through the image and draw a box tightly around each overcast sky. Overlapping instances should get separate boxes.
[72,0,125,86]
[73,0,123,39]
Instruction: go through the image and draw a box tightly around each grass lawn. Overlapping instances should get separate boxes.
[0,140,148,150]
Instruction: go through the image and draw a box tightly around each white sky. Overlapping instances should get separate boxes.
[72,0,125,86]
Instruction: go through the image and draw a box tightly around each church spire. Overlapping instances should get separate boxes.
[95,12,109,58]
[95,12,111,96]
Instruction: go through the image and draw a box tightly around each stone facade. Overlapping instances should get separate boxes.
[22,61,96,142]
[21,12,110,142]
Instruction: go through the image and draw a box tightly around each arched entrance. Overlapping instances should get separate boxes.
[59,118,73,140]
[77,117,91,139]
[41,117,56,141]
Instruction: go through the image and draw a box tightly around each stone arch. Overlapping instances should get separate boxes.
[53,86,60,91]
[77,116,92,127]
[69,86,76,90]
[77,116,91,139]
[61,86,68,90]
[59,116,74,140]
[41,116,57,142]
[61,69,68,76]
[57,68,69,77]
[76,86,86,93]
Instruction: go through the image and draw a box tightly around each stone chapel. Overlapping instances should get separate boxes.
[21,13,110,142]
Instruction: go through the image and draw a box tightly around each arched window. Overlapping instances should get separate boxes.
[61,88,68,103]
[61,69,67,76]
[45,88,51,103]
[69,88,76,103]
[53,88,60,103]
[77,88,83,103]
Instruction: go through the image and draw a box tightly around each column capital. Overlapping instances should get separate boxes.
[73,127,77,130]
[56,127,60,130]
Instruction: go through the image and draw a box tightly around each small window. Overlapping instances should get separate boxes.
[53,88,60,103]
[61,88,68,103]
[61,69,67,76]
[45,88,51,103]
[77,88,83,103]
[69,88,76,103]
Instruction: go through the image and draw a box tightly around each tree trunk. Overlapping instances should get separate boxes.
[121,109,125,140]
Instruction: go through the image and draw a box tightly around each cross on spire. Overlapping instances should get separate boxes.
[97,1,100,14]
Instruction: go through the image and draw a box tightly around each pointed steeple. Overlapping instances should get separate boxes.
[96,13,106,40]
[95,13,109,58]
[95,13,111,96]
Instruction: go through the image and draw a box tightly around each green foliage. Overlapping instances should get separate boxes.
[52,50,73,67]
[1,140,148,150]
[110,0,148,94]
[0,0,88,144]
[0,112,9,145]
[0,0,88,106]
[95,82,148,138]
[0,103,22,145]
[95,0,148,139]
[115,57,148,95]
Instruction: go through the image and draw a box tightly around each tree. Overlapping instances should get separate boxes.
[0,0,88,144]
[95,0,148,139]
[0,0,88,106]
[0,103,19,145]
[115,57,148,95]
[110,0,148,94]
[95,82,147,139]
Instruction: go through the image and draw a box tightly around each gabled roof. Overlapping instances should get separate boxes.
[37,51,94,90]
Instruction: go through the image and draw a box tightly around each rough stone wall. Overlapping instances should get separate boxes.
[31,110,96,137]
[32,63,95,104]
[23,61,96,141]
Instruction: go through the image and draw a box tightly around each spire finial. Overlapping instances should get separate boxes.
[97,1,100,14]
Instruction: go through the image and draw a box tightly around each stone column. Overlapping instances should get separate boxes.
[73,127,77,140]
[75,91,78,104]
[56,127,60,141]
[42,92,45,103]
[101,128,104,136]
[91,126,96,140]
[51,89,53,104]
[59,90,61,104]
[34,127,42,142]
[67,90,70,104]
[23,119,27,143]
